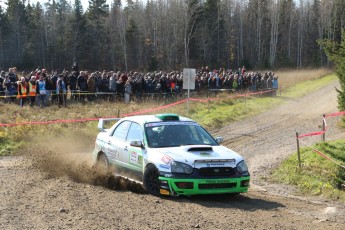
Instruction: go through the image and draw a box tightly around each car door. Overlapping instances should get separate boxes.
[107,120,131,165]
[124,122,144,172]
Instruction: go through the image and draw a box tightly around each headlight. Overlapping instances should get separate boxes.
[171,161,193,174]
[236,160,249,174]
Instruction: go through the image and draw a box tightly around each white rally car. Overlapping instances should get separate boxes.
[93,114,250,196]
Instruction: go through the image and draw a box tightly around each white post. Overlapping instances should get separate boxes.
[187,72,190,115]
[183,68,196,115]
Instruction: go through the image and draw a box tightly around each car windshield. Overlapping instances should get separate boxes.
[145,121,219,148]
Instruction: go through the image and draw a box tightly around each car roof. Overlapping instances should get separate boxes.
[123,114,195,126]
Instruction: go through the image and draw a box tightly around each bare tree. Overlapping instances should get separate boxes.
[184,0,202,67]
[296,0,306,68]
[269,0,280,68]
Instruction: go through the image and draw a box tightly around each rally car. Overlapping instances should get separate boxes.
[92,113,250,196]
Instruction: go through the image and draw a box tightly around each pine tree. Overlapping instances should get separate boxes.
[318,32,345,111]
[69,0,87,65]
[125,19,139,69]
[6,0,28,66]
[0,5,9,69]
[86,0,109,69]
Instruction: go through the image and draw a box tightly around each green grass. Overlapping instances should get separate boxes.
[188,95,281,130]
[282,74,337,98]
[0,130,22,156]
[271,140,345,201]
[187,74,338,130]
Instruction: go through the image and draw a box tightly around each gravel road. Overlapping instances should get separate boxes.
[1,79,345,230]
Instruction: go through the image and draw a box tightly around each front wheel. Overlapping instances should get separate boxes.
[143,164,160,196]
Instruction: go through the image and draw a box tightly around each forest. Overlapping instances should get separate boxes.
[0,0,344,72]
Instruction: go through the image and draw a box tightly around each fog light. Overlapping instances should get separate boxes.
[160,189,170,195]
[175,182,193,189]
[241,180,250,187]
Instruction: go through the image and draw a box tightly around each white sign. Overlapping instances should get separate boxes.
[183,68,196,90]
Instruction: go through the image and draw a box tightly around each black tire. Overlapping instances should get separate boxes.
[96,153,109,173]
[143,164,160,196]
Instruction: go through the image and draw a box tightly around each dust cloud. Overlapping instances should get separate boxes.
[20,134,146,194]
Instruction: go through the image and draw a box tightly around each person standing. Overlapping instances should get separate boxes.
[272,76,279,96]
[8,68,17,83]
[108,73,117,102]
[17,77,28,107]
[0,71,5,100]
[77,71,88,102]
[51,70,58,104]
[28,75,37,106]
[68,71,78,101]
[8,68,18,102]
[36,73,47,107]
[56,74,67,107]
[87,72,96,101]
[124,79,132,103]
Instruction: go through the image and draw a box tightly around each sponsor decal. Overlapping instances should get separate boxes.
[194,160,234,168]
[159,164,170,169]
[206,163,225,167]
[205,179,229,184]
[145,121,198,127]
[109,149,120,160]
[200,152,211,156]
[130,151,139,164]
[161,155,172,164]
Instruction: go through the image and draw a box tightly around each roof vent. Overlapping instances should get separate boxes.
[155,113,180,121]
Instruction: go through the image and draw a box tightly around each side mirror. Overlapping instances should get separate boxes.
[215,137,223,144]
[130,140,144,148]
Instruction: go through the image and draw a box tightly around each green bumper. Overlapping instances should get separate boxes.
[159,176,250,196]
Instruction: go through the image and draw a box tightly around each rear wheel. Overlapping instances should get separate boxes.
[143,164,160,196]
[96,153,109,173]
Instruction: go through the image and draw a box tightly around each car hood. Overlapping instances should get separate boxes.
[151,145,244,168]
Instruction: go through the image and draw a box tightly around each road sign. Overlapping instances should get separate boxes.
[183,68,196,90]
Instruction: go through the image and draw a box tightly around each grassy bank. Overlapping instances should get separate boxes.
[271,140,345,201]
[188,73,338,129]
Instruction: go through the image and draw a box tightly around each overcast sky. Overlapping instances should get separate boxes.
[36,0,111,10]
[0,0,116,10]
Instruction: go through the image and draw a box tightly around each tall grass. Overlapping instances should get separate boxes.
[274,68,333,91]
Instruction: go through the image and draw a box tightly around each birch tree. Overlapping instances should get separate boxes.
[296,0,306,68]
[184,0,203,67]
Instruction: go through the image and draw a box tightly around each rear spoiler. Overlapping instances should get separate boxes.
[98,118,121,132]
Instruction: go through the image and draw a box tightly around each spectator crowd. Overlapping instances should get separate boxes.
[0,64,279,108]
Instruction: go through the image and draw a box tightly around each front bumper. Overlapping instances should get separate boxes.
[158,176,250,196]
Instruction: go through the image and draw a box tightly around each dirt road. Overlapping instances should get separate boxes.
[1,80,345,229]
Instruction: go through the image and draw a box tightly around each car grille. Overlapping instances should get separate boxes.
[198,183,237,189]
[198,167,235,177]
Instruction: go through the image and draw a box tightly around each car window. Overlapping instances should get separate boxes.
[112,121,131,141]
[145,122,218,148]
[127,122,143,143]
